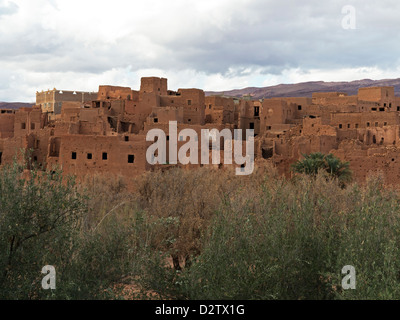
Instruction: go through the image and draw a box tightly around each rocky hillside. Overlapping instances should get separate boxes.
[0,102,33,109]
[205,78,400,99]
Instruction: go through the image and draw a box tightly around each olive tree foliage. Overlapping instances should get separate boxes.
[0,158,87,299]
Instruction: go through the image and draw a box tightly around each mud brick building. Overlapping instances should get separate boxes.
[3,77,400,184]
[36,88,97,120]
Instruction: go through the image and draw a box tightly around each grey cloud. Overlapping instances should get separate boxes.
[144,0,400,75]
[2,0,400,101]
[0,0,18,17]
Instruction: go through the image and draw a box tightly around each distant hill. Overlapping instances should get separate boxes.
[205,78,400,99]
[0,102,33,109]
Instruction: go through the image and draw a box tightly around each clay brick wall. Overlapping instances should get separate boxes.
[97,85,133,100]
[330,112,400,129]
[0,113,14,138]
[54,90,97,103]
[27,129,52,167]
[140,77,168,96]
[37,89,97,115]
[36,90,55,113]
[332,144,400,185]
[205,96,235,124]
[149,106,183,124]
[61,103,81,122]
[13,107,46,138]
[177,89,205,107]
[139,93,161,111]
[358,87,394,103]
[282,97,312,118]
[360,127,398,146]
[330,113,362,129]
[302,117,337,136]
[312,92,347,104]
[54,134,150,178]
[260,99,296,135]
[157,89,206,125]
[0,136,27,165]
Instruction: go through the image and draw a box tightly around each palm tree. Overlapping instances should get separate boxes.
[291,152,352,184]
[324,153,352,183]
[291,152,326,176]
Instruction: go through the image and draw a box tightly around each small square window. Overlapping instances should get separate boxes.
[128,154,135,163]
[188,100,192,105]
[21,123,26,130]
[102,152,108,160]
[339,124,342,129]
[87,153,92,160]
[154,118,158,123]
[125,136,129,142]
[72,152,77,160]
[31,123,35,130]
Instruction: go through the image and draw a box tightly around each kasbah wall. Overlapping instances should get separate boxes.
[3,77,400,186]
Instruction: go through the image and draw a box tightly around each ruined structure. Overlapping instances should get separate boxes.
[2,77,400,185]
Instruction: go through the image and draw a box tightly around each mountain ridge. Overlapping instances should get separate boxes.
[0,102,33,109]
[205,78,400,99]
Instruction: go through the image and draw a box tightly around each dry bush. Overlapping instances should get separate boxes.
[132,166,266,269]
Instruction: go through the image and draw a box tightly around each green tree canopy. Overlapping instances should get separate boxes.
[291,152,352,184]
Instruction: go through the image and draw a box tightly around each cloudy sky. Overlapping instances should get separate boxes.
[1,0,400,101]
